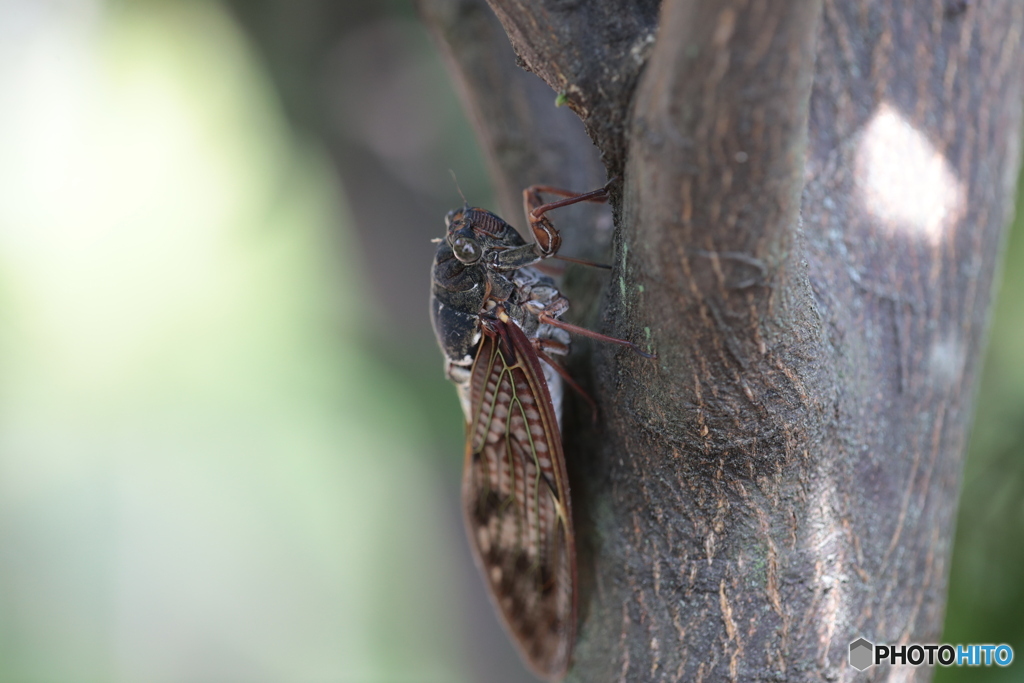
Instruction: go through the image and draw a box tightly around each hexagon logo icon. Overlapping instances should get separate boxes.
[849,638,874,670]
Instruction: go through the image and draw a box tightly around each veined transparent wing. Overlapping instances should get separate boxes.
[462,316,576,682]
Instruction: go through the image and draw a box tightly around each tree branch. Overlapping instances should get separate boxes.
[485,0,661,171]
[417,0,604,222]
[421,0,1024,680]
[623,0,827,472]
[631,0,821,282]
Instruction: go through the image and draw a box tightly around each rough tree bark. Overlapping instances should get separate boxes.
[418,0,1024,681]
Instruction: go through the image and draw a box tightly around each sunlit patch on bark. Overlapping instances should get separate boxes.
[856,103,964,244]
[928,336,965,388]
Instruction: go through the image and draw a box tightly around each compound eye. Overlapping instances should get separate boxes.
[452,236,482,263]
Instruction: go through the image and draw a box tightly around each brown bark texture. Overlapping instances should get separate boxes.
[418,0,1024,681]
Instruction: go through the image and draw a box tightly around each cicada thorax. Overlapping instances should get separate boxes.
[430,205,570,422]
[490,268,572,429]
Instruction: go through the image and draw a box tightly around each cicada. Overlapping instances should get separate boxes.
[429,181,651,681]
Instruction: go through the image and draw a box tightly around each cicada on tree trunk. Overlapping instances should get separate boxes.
[429,180,652,681]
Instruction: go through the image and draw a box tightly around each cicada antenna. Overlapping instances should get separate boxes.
[448,169,469,209]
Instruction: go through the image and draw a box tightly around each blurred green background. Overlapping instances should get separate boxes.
[0,1,1019,682]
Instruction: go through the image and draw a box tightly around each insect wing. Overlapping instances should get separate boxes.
[462,319,576,681]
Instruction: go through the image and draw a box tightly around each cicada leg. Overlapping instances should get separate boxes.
[532,339,599,424]
[537,311,657,360]
[522,178,616,258]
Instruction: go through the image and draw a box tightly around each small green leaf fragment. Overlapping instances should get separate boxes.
[644,327,651,339]
[638,285,645,293]
[554,92,569,107]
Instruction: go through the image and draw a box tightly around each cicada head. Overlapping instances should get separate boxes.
[445,205,527,255]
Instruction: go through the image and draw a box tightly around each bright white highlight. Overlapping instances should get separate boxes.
[928,336,965,387]
[856,103,964,244]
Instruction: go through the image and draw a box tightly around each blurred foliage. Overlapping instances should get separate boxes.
[0,1,468,681]
[937,171,1024,682]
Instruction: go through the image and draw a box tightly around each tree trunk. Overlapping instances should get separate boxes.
[417,0,1024,680]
